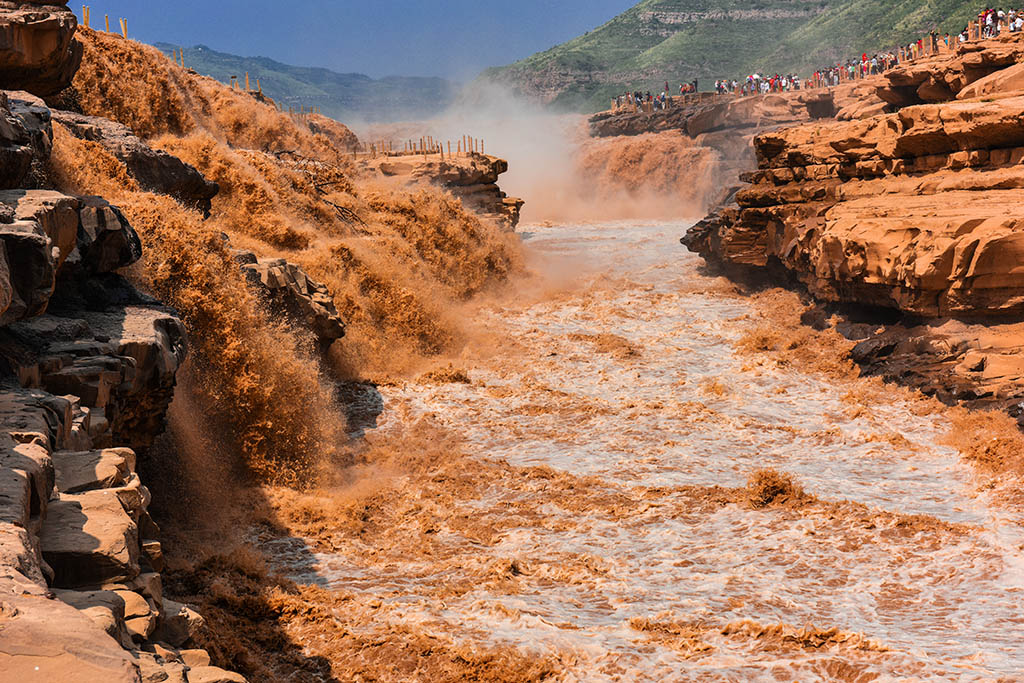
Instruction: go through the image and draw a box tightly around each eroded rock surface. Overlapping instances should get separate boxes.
[683,39,1024,418]
[235,250,345,352]
[53,110,219,216]
[684,96,1024,318]
[0,0,82,96]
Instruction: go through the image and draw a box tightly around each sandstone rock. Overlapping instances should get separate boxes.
[53,447,135,493]
[0,304,188,449]
[75,195,143,274]
[0,438,51,526]
[0,590,139,682]
[0,1,82,97]
[53,110,219,216]
[186,666,248,683]
[40,489,140,587]
[685,90,1024,318]
[54,587,130,644]
[178,648,211,668]
[154,598,204,648]
[137,650,188,683]
[238,254,345,351]
[0,91,35,189]
[957,60,1024,99]
[0,90,52,189]
[140,539,163,572]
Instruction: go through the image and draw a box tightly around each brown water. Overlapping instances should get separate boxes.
[280,221,1024,680]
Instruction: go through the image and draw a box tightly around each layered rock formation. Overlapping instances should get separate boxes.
[234,250,346,353]
[53,109,220,216]
[0,0,81,96]
[0,9,244,682]
[363,152,524,229]
[683,36,1024,415]
[877,33,1024,107]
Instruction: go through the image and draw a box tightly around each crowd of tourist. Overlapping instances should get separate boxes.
[969,8,1024,38]
[611,7,1021,111]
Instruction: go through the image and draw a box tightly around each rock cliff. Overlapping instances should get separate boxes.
[682,35,1024,419]
[0,7,244,682]
[0,0,81,96]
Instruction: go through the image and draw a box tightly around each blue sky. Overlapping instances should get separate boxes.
[78,1,635,80]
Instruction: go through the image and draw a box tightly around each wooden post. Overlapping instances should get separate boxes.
[120,18,127,39]
[245,72,250,91]
[257,79,262,95]
[105,14,109,32]
[481,139,485,155]
[448,141,451,156]
[457,140,461,155]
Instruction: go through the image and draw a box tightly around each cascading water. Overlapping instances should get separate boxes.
[278,220,1024,680]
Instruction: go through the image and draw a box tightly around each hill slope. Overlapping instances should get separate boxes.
[484,0,979,112]
[155,42,457,122]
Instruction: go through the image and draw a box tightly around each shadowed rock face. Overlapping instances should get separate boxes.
[0,0,82,97]
[52,109,220,217]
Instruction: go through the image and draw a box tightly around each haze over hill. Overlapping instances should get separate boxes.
[155,42,458,123]
[483,0,981,112]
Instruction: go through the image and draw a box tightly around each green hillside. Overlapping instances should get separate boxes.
[155,43,457,123]
[484,0,980,112]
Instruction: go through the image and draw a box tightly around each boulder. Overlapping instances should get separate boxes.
[75,195,143,274]
[0,1,82,97]
[53,447,135,493]
[0,90,51,189]
[54,587,130,644]
[186,666,248,683]
[40,489,140,587]
[237,254,345,351]
[153,598,204,648]
[0,590,139,682]
[53,110,220,216]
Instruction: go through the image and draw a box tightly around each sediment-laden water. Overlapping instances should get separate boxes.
[283,221,1024,680]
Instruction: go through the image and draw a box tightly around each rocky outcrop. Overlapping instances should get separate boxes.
[0,0,82,96]
[682,39,1024,417]
[684,96,1024,318]
[363,152,524,229]
[0,19,244,682]
[53,109,220,216]
[303,112,359,151]
[0,89,50,188]
[234,250,345,352]
[589,90,838,140]
[876,33,1024,108]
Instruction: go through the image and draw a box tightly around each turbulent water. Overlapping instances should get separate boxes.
[284,221,1024,680]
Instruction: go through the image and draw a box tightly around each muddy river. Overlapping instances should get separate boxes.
[285,221,1024,680]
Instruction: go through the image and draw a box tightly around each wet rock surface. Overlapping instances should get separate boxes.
[234,250,345,353]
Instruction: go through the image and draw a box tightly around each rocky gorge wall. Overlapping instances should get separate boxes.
[683,33,1024,422]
